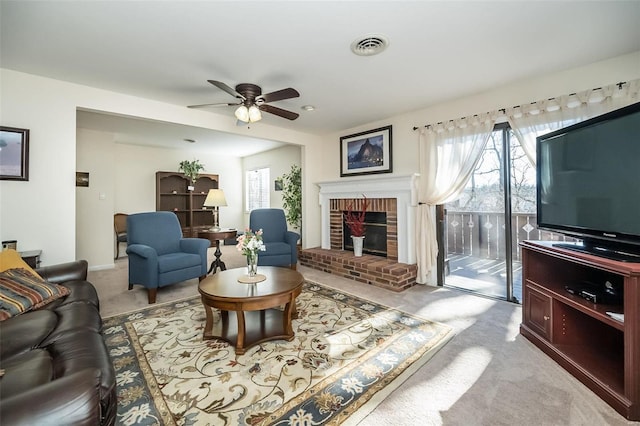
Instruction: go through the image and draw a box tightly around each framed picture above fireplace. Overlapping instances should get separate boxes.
[340,125,392,177]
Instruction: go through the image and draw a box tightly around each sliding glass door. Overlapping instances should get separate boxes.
[442,123,535,303]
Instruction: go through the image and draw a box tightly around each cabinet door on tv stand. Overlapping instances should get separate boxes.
[524,285,552,341]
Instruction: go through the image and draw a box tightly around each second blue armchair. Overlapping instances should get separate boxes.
[249,208,300,269]
[126,212,210,303]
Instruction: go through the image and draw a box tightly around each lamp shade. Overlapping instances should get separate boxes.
[235,105,249,122]
[203,189,227,207]
[248,105,262,122]
[235,104,262,123]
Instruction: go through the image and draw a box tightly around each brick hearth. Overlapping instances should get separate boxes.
[299,247,417,291]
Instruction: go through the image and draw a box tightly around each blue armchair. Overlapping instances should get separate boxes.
[126,212,210,303]
[249,208,300,269]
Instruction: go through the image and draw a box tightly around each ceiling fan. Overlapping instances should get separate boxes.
[188,80,300,123]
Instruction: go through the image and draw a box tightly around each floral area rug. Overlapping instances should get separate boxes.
[103,281,454,425]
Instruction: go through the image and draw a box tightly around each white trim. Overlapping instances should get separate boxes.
[317,174,419,264]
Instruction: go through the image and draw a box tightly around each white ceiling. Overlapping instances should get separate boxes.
[76,110,287,157]
[2,1,639,155]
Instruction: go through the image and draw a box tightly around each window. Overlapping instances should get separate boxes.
[246,168,270,211]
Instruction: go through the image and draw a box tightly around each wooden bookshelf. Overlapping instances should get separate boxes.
[155,171,219,237]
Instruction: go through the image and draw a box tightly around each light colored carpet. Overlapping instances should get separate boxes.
[90,246,638,425]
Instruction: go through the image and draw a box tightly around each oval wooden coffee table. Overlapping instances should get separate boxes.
[198,266,304,355]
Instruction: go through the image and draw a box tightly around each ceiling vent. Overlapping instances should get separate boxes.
[350,34,389,56]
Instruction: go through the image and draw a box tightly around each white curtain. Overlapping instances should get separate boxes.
[508,79,640,165]
[415,79,639,286]
[416,113,497,285]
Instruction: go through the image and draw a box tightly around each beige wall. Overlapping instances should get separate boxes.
[241,144,302,231]
[320,51,640,179]
[0,68,322,267]
[75,132,300,270]
[76,127,247,269]
[305,51,640,261]
[0,72,78,266]
[2,51,639,268]
[76,129,115,268]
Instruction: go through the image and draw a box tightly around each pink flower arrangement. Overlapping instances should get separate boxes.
[236,228,266,256]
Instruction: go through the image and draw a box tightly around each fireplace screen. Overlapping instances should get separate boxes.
[343,212,387,257]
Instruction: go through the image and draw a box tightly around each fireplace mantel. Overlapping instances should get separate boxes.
[317,174,419,264]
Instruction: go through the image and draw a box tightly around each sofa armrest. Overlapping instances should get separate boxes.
[285,231,300,264]
[181,238,211,276]
[0,310,57,358]
[35,260,88,284]
[285,231,300,246]
[126,244,160,288]
[126,243,157,260]
[0,368,102,426]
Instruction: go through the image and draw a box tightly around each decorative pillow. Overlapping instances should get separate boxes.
[0,268,69,321]
[0,249,41,279]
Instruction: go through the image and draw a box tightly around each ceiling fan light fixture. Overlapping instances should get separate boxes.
[235,105,249,122]
[248,105,262,122]
[202,80,300,122]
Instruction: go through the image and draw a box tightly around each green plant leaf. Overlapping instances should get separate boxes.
[179,159,205,184]
[279,164,302,235]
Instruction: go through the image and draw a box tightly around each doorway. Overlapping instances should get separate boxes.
[441,123,535,303]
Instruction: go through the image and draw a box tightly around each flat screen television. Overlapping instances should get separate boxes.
[536,101,640,262]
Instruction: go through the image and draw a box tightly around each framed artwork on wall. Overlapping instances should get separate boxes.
[274,178,283,191]
[76,172,90,187]
[0,126,29,181]
[340,125,392,177]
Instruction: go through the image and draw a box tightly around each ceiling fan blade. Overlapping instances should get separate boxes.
[259,104,300,120]
[187,102,241,109]
[257,87,300,104]
[207,80,245,100]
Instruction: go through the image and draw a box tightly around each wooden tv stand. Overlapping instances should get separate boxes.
[520,241,640,420]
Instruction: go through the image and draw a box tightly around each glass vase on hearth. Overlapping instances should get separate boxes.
[246,251,259,277]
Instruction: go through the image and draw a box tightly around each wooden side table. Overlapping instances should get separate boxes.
[197,229,237,274]
[20,250,42,268]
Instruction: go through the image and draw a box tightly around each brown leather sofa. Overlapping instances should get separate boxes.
[0,260,116,425]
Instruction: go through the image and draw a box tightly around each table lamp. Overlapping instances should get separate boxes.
[203,189,227,231]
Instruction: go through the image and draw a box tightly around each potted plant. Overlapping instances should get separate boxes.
[279,164,302,241]
[344,195,369,256]
[179,159,204,191]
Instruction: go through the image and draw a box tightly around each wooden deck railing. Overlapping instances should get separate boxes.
[445,211,577,261]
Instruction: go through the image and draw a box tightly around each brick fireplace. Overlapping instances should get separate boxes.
[331,197,396,259]
[299,174,419,291]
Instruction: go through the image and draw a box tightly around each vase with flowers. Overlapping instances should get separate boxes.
[344,195,369,257]
[236,228,266,276]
